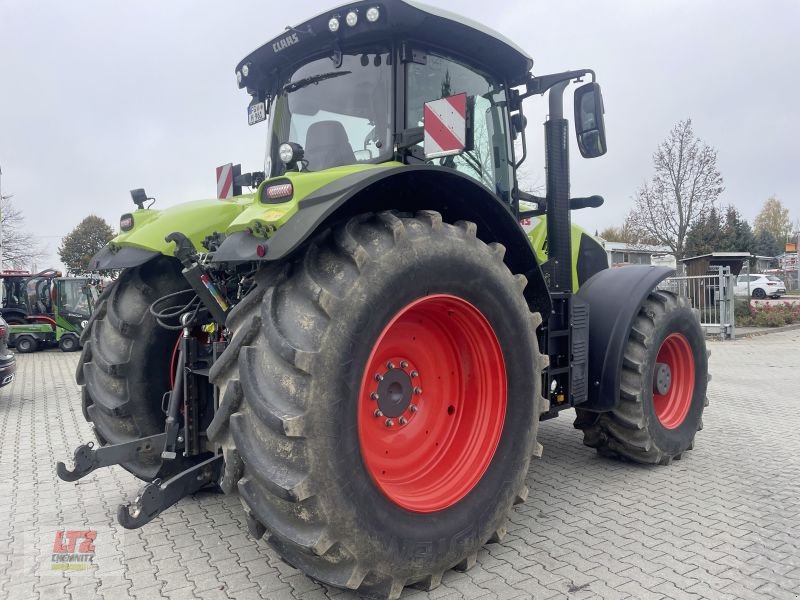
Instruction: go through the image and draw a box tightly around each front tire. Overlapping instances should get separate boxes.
[213,211,546,598]
[59,333,80,352]
[77,256,199,480]
[574,290,708,465]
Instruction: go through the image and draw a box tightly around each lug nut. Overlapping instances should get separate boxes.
[386,361,395,369]
[409,404,418,413]
[374,409,384,417]
[385,419,394,428]
[400,361,409,369]
[414,387,422,395]
[370,392,379,401]
[375,373,384,381]
[410,370,418,378]
[398,416,407,425]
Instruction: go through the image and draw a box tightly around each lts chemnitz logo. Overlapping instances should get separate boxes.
[51,529,97,571]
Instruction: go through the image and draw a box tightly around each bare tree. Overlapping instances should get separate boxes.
[2,200,47,269]
[626,119,724,260]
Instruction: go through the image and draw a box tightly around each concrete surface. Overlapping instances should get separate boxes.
[1,329,799,599]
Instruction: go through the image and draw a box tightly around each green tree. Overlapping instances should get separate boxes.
[753,196,791,243]
[684,206,724,257]
[721,205,754,252]
[752,228,781,257]
[626,119,724,260]
[58,215,115,274]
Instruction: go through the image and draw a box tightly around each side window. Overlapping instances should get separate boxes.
[406,53,512,197]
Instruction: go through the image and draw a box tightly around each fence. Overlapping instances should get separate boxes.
[659,265,735,340]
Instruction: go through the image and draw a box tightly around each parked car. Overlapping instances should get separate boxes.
[0,316,17,387]
[735,274,787,299]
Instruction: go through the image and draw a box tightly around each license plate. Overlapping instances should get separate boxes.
[248,102,267,125]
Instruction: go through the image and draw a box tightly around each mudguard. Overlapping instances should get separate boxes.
[212,165,552,316]
[89,197,252,270]
[576,265,675,412]
[90,246,160,270]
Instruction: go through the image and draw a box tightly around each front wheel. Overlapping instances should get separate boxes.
[59,333,80,352]
[213,211,546,598]
[574,290,708,465]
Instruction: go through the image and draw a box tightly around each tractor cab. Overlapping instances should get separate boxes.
[236,0,604,207]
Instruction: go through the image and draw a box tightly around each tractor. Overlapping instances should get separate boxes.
[57,2,708,598]
[1,268,62,324]
[8,276,99,352]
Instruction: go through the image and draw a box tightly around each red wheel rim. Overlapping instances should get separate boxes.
[653,333,695,429]
[358,294,506,513]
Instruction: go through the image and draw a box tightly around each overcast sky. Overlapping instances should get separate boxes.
[1,0,798,270]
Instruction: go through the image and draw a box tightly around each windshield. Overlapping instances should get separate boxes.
[268,48,393,174]
[59,279,92,317]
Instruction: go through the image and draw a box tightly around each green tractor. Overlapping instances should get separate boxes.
[9,277,98,353]
[57,2,708,597]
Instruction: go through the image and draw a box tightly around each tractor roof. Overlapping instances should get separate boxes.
[236,0,533,95]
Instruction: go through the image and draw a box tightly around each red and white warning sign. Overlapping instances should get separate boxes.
[423,92,468,159]
[216,163,233,199]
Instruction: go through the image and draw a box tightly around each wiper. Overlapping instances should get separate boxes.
[283,70,351,93]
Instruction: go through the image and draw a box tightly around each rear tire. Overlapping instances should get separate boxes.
[574,290,708,465]
[15,335,37,353]
[77,256,199,480]
[212,211,546,598]
[752,288,766,299]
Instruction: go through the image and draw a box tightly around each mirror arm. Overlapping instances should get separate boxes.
[518,69,595,102]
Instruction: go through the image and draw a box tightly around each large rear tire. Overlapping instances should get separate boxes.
[212,211,546,598]
[574,290,708,465]
[77,256,198,480]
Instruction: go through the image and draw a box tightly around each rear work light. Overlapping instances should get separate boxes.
[120,213,134,231]
[261,181,294,203]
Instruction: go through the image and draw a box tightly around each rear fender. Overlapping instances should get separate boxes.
[212,165,551,316]
[576,265,675,411]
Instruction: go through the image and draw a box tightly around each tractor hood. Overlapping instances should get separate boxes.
[236,0,533,101]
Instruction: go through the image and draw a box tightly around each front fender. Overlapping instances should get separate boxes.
[576,265,675,411]
[90,197,252,269]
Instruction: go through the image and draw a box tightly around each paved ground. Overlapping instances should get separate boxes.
[2,330,799,600]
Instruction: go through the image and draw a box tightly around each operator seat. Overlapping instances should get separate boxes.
[304,121,355,171]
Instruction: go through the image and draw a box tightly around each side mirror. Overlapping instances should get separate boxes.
[574,82,607,158]
[423,92,473,159]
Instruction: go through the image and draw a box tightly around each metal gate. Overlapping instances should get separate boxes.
[659,266,736,340]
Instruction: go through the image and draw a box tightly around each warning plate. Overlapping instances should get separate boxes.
[423,93,468,159]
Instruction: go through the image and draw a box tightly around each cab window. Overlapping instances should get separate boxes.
[406,52,512,199]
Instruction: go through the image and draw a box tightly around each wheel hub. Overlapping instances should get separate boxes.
[374,365,417,418]
[653,362,672,395]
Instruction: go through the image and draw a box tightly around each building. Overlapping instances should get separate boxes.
[597,239,677,269]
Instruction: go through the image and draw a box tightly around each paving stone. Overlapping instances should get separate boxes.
[3,329,799,600]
